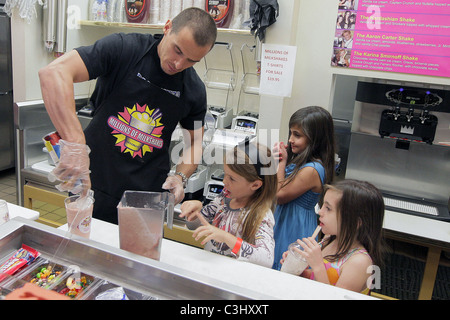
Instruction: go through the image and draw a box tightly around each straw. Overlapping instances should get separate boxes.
[312,225,322,239]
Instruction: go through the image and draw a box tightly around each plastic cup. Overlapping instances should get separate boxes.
[64,194,94,238]
[117,191,174,261]
[0,200,10,226]
[280,242,309,276]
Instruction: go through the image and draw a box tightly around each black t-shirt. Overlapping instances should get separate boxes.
[75,33,206,130]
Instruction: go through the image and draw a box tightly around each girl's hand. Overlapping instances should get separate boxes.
[193,212,235,246]
[179,200,203,221]
[295,237,323,271]
[280,250,289,265]
[273,142,288,164]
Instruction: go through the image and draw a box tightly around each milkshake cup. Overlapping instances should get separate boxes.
[64,194,94,239]
[280,226,322,276]
[280,242,309,276]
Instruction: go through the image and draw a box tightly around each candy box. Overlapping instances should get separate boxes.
[0,245,40,282]
[42,131,62,164]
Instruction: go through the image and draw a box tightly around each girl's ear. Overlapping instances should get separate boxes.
[251,180,263,191]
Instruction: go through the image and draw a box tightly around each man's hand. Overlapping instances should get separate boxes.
[49,140,91,195]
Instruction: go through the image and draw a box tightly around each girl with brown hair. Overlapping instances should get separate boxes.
[281,179,385,293]
[180,141,278,267]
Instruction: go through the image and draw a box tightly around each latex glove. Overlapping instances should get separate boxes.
[48,140,91,195]
[162,175,185,204]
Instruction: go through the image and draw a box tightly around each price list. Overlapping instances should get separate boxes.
[331,0,450,77]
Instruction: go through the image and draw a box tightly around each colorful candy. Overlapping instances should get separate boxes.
[59,275,93,298]
[29,265,63,288]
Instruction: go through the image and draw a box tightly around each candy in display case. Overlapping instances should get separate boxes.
[0,217,268,300]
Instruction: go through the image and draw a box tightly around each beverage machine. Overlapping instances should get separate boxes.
[345,80,450,222]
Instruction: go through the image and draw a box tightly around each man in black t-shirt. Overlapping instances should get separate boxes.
[39,8,217,224]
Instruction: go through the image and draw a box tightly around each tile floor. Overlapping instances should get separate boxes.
[0,167,67,227]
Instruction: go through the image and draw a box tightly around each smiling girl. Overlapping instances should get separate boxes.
[180,141,278,267]
[272,106,336,270]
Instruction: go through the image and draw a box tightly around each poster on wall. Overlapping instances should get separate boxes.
[260,44,297,97]
[331,0,450,77]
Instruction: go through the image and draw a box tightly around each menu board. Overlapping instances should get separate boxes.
[331,0,450,77]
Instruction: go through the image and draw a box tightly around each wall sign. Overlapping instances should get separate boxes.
[260,44,297,97]
[332,0,450,77]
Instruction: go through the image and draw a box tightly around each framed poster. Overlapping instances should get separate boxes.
[331,0,450,77]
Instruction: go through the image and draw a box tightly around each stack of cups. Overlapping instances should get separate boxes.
[0,200,10,226]
[280,242,309,276]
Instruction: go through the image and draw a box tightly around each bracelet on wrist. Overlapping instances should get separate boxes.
[170,171,187,188]
[232,237,243,256]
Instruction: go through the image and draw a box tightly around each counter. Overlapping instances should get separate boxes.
[5,202,39,221]
[60,208,450,300]
[58,219,374,300]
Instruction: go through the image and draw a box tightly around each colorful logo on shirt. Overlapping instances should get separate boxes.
[107,103,164,158]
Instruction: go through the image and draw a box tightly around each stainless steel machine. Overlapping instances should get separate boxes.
[344,80,450,222]
[14,98,91,205]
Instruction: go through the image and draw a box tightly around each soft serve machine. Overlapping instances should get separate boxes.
[345,80,450,222]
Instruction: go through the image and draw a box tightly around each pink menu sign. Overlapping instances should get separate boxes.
[332,0,450,77]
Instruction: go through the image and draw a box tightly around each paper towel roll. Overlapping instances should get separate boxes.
[55,0,67,54]
[193,0,205,10]
[172,0,182,17]
[150,0,160,24]
[43,0,57,52]
[182,0,193,10]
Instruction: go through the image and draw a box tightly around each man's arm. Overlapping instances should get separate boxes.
[163,125,204,204]
[39,50,92,194]
[175,126,204,179]
[39,50,89,144]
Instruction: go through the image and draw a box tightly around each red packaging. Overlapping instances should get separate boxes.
[43,131,61,146]
[126,0,150,23]
[0,245,40,282]
[206,0,234,28]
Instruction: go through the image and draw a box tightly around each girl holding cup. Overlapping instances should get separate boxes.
[281,179,385,293]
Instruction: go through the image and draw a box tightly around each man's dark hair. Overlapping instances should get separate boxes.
[171,7,217,49]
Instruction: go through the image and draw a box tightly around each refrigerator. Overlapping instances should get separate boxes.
[0,0,15,171]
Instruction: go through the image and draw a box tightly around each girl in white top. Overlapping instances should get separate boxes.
[180,141,278,268]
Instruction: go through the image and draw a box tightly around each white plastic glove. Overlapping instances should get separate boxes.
[162,175,185,204]
[48,140,91,195]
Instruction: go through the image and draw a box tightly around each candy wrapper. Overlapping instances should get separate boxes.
[0,245,40,282]
[95,286,129,300]
[43,131,85,194]
[43,131,62,165]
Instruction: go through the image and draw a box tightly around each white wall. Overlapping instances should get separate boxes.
[11,5,53,102]
[10,0,450,136]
